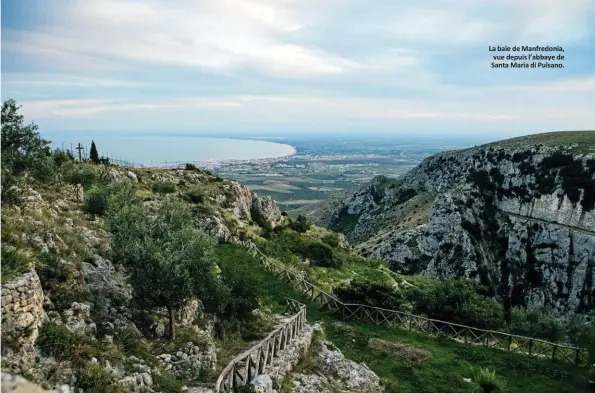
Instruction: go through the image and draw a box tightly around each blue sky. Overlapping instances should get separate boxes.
[2,0,595,138]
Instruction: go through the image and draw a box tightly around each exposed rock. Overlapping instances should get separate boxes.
[126,171,139,182]
[251,194,282,227]
[251,375,274,393]
[48,302,96,337]
[321,138,595,320]
[157,341,217,379]
[1,372,70,393]
[176,299,202,327]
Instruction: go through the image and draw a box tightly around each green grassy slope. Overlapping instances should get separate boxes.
[216,243,591,393]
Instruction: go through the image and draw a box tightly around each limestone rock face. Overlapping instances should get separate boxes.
[1,270,46,374]
[321,140,595,320]
[251,194,282,227]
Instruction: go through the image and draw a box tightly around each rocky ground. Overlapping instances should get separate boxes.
[0,165,285,392]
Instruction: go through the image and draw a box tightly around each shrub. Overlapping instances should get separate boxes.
[335,280,403,310]
[84,185,109,216]
[152,372,184,393]
[151,181,176,194]
[36,252,69,290]
[184,186,205,204]
[74,364,123,393]
[62,161,100,186]
[290,215,311,233]
[37,322,98,365]
[1,247,33,283]
[507,306,566,343]
[184,163,198,170]
[52,149,74,168]
[301,240,337,268]
[321,233,340,248]
[471,367,506,393]
[410,278,504,329]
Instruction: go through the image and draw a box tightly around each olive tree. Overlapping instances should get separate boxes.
[1,99,53,201]
[108,194,219,339]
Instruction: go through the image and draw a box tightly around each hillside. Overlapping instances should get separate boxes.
[316,131,595,321]
[2,100,594,393]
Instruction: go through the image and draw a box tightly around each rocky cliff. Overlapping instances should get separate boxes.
[319,132,595,320]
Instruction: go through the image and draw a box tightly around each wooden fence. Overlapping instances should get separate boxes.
[239,240,588,367]
[214,298,307,392]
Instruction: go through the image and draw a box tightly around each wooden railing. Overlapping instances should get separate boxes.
[239,240,588,367]
[214,298,307,392]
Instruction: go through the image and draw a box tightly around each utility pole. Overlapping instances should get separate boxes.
[76,143,84,161]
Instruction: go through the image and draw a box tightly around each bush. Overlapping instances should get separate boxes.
[36,252,69,290]
[471,367,506,393]
[62,161,100,186]
[152,372,184,393]
[37,322,99,365]
[151,181,176,194]
[410,278,504,329]
[300,240,337,268]
[84,185,109,216]
[75,364,124,393]
[52,149,74,168]
[185,186,205,204]
[1,247,34,283]
[507,306,566,343]
[321,233,340,248]
[335,280,403,310]
[290,215,311,233]
[184,163,198,170]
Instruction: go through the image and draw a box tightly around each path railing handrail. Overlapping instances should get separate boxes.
[214,298,307,392]
[238,239,588,366]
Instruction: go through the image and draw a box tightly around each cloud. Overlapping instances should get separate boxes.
[2,0,595,135]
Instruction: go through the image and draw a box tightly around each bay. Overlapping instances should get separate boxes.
[49,135,296,167]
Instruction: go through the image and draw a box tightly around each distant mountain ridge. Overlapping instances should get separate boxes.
[314,131,595,321]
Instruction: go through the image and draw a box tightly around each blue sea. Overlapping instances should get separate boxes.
[48,135,296,167]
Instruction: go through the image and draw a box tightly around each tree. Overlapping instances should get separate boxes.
[1,99,52,201]
[290,215,311,233]
[107,196,219,339]
[89,141,100,164]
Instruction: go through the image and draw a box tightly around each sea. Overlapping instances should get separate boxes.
[49,135,296,167]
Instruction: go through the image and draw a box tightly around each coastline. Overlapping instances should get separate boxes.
[49,135,297,168]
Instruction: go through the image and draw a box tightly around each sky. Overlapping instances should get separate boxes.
[2,0,595,139]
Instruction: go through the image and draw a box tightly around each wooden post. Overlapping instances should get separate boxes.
[507,335,512,352]
[551,345,557,361]
[528,340,533,356]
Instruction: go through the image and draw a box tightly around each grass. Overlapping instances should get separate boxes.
[220,242,592,393]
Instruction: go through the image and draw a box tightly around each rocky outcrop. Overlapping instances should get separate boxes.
[1,270,46,374]
[1,373,70,393]
[157,341,217,378]
[322,134,595,320]
[294,339,382,393]
[47,302,96,337]
[248,324,382,393]
[251,195,282,228]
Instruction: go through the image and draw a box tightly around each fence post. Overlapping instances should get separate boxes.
[408,317,412,331]
[551,345,557,361]
[507,335,512,352]
[528,339,533,356]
